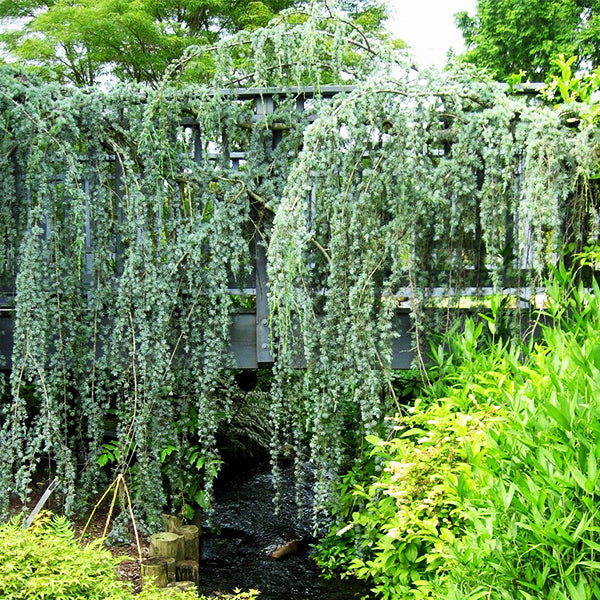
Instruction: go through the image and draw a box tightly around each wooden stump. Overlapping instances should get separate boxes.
[141,557,170,589]
[178,525,200,562]
[176,559,199,587]
[165,556,177,584]
[162,513,182,533]
[149,531,185,562]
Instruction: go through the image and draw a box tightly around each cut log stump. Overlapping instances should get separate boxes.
[141,557,170,589]
[165,556,176,584]
[178,525,200,562]
[162,513,182,533]
[149,531,185,562]
[176,559,199,587]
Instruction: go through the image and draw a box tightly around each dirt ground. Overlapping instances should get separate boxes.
[76,510,145,593]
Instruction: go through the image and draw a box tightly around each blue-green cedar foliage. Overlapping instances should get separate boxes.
[0,3,598,527]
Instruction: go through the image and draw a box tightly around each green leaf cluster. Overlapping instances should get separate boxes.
[316,251,600,599]
[445,255,600,600]
[456,0,600,81]
[0,6,401,527]
[267,60,600,518]
[0,512,259,599]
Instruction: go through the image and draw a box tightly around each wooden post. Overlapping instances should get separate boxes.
[176,559,199,587]
[178,525,200,562]
[162,513,182,533]
[149,532,185,561]
[255,240,273,364]
[141,557,170,588]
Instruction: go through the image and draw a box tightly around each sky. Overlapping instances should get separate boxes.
[386,0,478,68]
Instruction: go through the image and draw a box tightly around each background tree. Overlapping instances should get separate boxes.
[455,0,600,81]
[0,0,388,85]
[0,0,300,85]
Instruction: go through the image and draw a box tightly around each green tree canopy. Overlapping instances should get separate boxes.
[0,0,299,84]
[0,0,387,85]
[456,0,600,81]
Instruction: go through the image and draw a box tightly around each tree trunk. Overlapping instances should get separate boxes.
[190,508,203,534]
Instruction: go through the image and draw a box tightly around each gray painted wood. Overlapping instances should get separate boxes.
[0,310,14,369]
[255,242,273,364]
[0,308,417,370]
[390,312,415,370]
[230,312,259,368]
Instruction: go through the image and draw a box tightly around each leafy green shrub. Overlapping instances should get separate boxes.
[317,251,600,600]
[0,512,255,600]
[442,256,600,600]
[315,402,504,600]
[0,513,134,600]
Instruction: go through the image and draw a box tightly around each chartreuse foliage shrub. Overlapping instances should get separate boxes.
[315,313,520,599]
[316,250,600,600]
[0,0,599,528]
[0,512,243,600]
